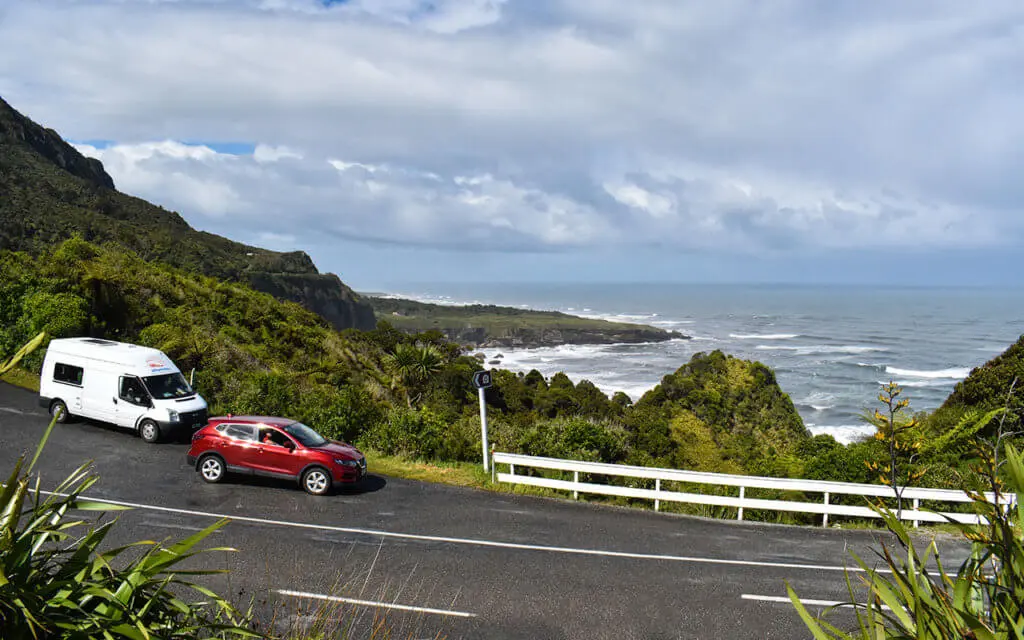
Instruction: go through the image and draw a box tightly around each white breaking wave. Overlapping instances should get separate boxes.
[730,333,798,340]
[756,345,887,356]
[798,391,836,411]
[576,312,661,324]
[882,379,959,389]
[650,319,695,327]
[807,424,877,445]
[885,366,971,379]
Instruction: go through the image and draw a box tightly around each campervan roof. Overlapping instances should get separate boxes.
[47,338,181,376]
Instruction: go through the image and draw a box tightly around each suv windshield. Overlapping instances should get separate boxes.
[283,422,329,448]
[143,373,194,400]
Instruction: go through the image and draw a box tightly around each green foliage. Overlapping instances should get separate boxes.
[498,416,626,462]
[360,406,478,461]
[862,382,926,518]
[632,350,809,472]
[382,342,445,407]
[928,334,1024,437]
[0,413,256,639]
[789,441,1024,639]
[797,435,875,484]
[668,410,741,473]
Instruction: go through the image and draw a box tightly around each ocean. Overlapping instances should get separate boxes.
[377,283,1024,444]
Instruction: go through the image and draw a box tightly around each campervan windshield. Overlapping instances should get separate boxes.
[143,372,194,400]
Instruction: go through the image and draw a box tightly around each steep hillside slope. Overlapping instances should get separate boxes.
[0,96,375,331]
[927,334,1024,435]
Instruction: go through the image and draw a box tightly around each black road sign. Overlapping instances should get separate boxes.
[472,370,493,389]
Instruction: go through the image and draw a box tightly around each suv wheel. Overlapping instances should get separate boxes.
[139,419,161,443]
[49,399,70,423]
[198,454,225,483]
[301,467,331,496]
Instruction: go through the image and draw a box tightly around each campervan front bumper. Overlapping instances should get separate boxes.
[163,408,209,434]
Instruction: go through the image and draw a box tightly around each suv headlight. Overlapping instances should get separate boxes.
[335,458,359,467]
[168,410,180,422]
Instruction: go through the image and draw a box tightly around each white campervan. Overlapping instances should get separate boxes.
[39,338,209,443]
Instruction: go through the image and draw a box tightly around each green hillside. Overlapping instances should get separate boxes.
[926,334,1024,436]
[0,95,376,331]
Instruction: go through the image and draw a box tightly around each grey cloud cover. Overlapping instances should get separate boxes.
[1,0,1023,285]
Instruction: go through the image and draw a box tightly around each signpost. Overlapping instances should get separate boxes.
[472,370,493,471]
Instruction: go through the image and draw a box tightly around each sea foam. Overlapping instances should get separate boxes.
[730,333,799,340]
[885,366,971,379]
[807,424,877,445]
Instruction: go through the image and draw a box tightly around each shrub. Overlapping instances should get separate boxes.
[0,415,256,639]
[789,440,1024,638]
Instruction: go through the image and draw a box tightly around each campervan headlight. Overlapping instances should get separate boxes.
[168,410,180,422]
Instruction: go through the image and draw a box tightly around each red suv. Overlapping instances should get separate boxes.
[186,416,367,495]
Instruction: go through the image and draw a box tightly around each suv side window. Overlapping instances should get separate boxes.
[224,424,256,442]
[259,427,294,448]
[119,376,149,406]
[54,363,84,386]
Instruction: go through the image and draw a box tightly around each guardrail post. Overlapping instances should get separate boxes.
[510,464,515,477]
[573,471,579,500]
[737,486,745,521]
[823,492,830,527]
[913,498,920,528]
[655,478,661,512]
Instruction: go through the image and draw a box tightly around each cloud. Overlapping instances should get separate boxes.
[4,0,1024,267]
[254,144,302,163]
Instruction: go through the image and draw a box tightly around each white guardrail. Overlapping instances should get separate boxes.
[492,452,1018,527]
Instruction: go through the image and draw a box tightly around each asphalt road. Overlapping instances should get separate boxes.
[0,383,969,639]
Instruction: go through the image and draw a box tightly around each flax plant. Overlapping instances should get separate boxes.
[0,409,259,639]
[787,440,1024,639]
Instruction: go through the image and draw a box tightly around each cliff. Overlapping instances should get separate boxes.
[0,95,376,331]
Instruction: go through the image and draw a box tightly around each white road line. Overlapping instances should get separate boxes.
[742,594,891,610]
[31,488,882,574]
[275,589,476,618]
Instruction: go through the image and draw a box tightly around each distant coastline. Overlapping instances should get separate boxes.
[361,293,688,348]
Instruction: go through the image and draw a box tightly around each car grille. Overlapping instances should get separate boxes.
[179,409,208,429]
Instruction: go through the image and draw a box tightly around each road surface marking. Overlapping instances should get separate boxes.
[275,589,476,618]
[32,488,884,574]
[742,594,891,610]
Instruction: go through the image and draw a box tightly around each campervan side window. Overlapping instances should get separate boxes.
[53,363,84,386]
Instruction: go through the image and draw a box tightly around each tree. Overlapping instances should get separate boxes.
[862,381,925,519]
[382,342,444,408]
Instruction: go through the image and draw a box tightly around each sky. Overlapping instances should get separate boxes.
[2,0,1023,290]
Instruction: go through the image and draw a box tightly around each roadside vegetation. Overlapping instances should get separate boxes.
[789,431,1024,638]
